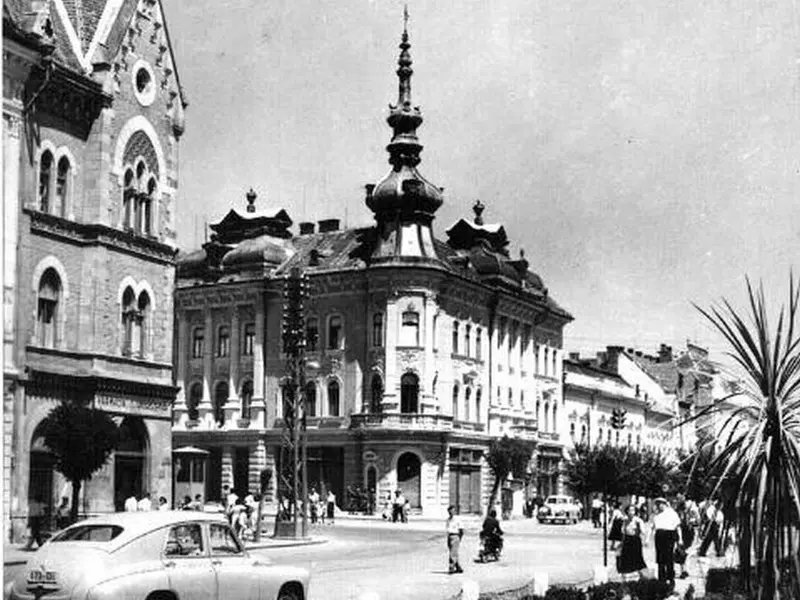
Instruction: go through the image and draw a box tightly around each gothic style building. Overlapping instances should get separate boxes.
[3,0,186,540]
[173,23,571,517]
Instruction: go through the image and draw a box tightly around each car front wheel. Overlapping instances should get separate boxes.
[277,583,303,600]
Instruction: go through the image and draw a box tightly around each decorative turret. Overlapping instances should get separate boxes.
[366,8,442,262]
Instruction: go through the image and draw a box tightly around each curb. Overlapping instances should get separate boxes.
[246,536,328,550]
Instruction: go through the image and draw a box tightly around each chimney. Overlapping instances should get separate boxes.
[605,346,623,373]
[318,219,340,233]
[299,222,315,235]
[568,352,580,361]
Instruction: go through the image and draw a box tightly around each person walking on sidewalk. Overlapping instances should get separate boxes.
[446,505,465,574]
[652,497,682,588]
[591,496,603,528]
[326,490,336,525]
[698,498,724,557]
[608,502,625,550]
[25,496,46,550]
[617,504,648,580]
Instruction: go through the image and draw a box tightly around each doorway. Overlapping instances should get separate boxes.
[396,452,421,509]
[114,417,148,511]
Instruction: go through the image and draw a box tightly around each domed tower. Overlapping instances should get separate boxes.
[366,9,443,263]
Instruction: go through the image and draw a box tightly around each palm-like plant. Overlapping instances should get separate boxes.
[696,277,800,600]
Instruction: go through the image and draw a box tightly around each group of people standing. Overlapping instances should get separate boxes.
[603,493,727,589]
[124,491,169,512]
[308,487,337,525]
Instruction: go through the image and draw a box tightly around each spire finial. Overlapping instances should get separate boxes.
[473,200,485,225]
[246,188,257,213]
[403,3,409,36]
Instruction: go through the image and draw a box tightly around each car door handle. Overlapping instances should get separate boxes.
[211,559,222,566]
[164,561,176,568]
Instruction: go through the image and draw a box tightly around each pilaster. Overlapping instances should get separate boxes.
[250,295,266,427]
[199,307,214,426]
[382,298,399,411]
[224,308,241,424]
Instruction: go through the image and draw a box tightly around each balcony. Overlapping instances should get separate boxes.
[350,413,454,431]
[537,431,561,442]
[453,420,486,433]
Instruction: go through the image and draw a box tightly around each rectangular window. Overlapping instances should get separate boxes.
[243,323,255,356]
[452,321,459,355]
[217,327,230,357]
[306,317,319,351]
[400,311,419,346]
[372,313,384,347]
[328,316,342,350]
[476,328,482,361]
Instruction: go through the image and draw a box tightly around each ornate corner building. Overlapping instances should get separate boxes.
[173,23,572,517]
[3,0,186,541]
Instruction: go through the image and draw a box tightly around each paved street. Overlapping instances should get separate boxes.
[5,517,726,600]
[5,518,603,600]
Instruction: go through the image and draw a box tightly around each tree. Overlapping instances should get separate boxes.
[40,402,119,522]
[485,436,535,517]
[695,277,800,599]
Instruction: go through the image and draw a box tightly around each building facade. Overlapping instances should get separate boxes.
[172,24,572,518]
[3,0,186,541]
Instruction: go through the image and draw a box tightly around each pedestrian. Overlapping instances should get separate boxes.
[675,494,699,579]
[309,488,320,524]
[608,502,624,550]
[652,497,682,588]
[617,504,648,580]
[698,499,724,558]
[54,496,70,530]
[124,492,138,512]
[137,491,152,512]
[190,494,203,511]
[326,490,336,525]
[224,485,238,524]
[180,495,193,510]
[158,496,170,511]
[591,496,603,528]
[445,505,465,574]
[25,495,46,550]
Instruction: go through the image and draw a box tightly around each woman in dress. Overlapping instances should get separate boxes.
[617,504,648,580]
[608,501,625,550]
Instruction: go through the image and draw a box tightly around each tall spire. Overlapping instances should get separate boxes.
[386,5,423,169]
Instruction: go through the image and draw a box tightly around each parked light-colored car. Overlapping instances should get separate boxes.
[4,511,310,600]
[537,495,581,524]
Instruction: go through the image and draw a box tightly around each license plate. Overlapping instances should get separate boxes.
[27,568,58,588]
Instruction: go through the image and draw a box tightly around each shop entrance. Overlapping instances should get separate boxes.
[114,417,148,511]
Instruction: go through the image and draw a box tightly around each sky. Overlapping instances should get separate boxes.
[166,0,800,360]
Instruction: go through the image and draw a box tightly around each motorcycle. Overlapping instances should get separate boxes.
[477,533,503,563]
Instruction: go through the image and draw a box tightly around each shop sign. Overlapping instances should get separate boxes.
[95,394,171,418]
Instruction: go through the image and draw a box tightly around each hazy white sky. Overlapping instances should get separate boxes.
[166,0,800,358]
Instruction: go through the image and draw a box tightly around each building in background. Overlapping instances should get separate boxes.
[172,22,572,518]
[3,0,186,541]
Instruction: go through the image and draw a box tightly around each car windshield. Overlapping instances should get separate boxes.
[51,525,124,542]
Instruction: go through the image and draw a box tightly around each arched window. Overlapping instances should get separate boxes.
[306,317,318,352]
[475,327,482,361]
[55,156,70,217]
[542,403,549,432]
[432,314,438,348]
[543,347,550,377]
[214,382,228,427]
[327,380,340,416]
[37,268,61,348]
[400,373,419,414]
[452,321,459,354]
[569,422,576,439]
[123,168,135,228]
[38,150,53,213]
[475,388,482,423]
[370,374,383,414]
[217,326,230,357]
[580,424,587,441]
[615,430,620,446]
[552,404,557,431]
[191,327,204,358]
[243,322,255,355]
[627,433,632,446]
[143,178,156,235]
[400,310,419,347]
[464,387,471,421]
[607,429,612,444]
[536,400,541,427]
[464,325,471,358]
[520,390,525,410]
[451,383,459,420]
[188,382,202,421]
[372,313,383,347]
[636,434,641,447]
[508,388,513,407]
[121,287,136,356]
[598,428,604,444]
[240,380,253,420]
[304,382,316,417]
[327,315,342,350]
[136,291,150,357]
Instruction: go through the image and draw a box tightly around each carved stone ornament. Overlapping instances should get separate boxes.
[397,349,421,373]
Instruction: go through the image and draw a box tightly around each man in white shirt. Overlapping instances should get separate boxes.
[652,497,682,587]
[137,492,152,512]
[124,493,138,512]
[446,505,465,574]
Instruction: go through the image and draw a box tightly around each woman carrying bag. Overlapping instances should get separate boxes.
[617,504,648,580]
